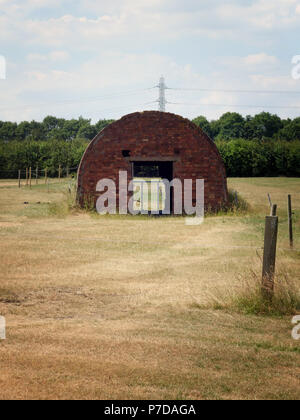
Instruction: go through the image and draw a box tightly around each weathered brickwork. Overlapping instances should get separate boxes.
[77,111,228,211]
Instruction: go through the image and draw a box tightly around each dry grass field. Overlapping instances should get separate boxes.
[0,177,299,400]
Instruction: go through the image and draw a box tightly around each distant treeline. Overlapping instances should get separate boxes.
[216,139,300,177]
[192,111,300,177]
[0,116,112,177]
[0,116,114,143]
[0,113,300,178]
[1,112,299,143]
[0,138,89,178]
[192,112,300,142]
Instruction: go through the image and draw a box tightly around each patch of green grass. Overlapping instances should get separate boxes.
[198,263,300,317]
[233,268,300,317]
[254,342,300,354]
[227,188,251,213]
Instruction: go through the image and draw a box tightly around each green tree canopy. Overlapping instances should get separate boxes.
[215,112,245,140]
[192,115,212,137]
[276,117,300,141]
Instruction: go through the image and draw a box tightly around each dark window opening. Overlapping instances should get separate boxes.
[122,150,131,157]
[133,161,173,181]
[134,164,160,178]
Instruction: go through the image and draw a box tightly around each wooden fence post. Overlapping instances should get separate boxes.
[18,170,21,188]
[288,195,293,249]
[267,193,272,208]
[67,166,69,178]
[262,215,279,300]
[47,179,50,193]
[234,191,238,207]
[36,166,38,185]
[45,168,48,184]
[29,167,32,189]
[58,165,61,182]
[270,204,277,216]
[26,168,28,186]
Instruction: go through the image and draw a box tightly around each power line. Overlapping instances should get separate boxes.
[155,78,300,112]
[169,87,300,95]
[168,101,300,110]
[0,88,155,113]
[85,101,156,115]
[1,77,300,117]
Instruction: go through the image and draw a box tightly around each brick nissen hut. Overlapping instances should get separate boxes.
[77,111,228,212]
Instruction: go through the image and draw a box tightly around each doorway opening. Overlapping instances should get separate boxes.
[132,161,173,213]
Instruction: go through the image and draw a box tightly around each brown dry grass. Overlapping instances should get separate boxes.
[0,178,299,400]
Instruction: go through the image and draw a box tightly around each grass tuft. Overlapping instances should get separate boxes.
[233,268,300,316]
[205,265,300,317]
[227,188,251,213]
[48,181,79,217]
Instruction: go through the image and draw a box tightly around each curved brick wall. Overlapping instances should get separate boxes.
[77,111,228,211]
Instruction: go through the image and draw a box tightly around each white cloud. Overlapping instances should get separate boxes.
[217,0,300,30]
[1,0,300,122]
[22,52,200,92]
[27,53,47,62]
[2,0,300,51]
[217,53,280,75]
[27,51,70,62]
[48,51,69,61]
[249,74,298,89]
[243,53,279,67]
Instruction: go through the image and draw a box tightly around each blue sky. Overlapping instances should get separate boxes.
[0,0,300,123]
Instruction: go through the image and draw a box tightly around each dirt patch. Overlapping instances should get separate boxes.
[0,182,19,187]
[0,289,22,305]
[0,222,22,228]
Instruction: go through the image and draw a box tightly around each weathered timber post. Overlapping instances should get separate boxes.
[26,168,28,186]
[235,191,238,207]
[267,193,272,208]
[58,165,61,182]
[270,204,277,216]
[18,170,21,188]
[45,168,48,184]
[288,195,293,249]
[262,215,279,300]
[36,166,38,185]
[29,167,32,189]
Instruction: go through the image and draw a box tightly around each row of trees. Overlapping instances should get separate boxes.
[0,138,88,177]
[0,112,300,143]
[0,112,299,178]
[0,116,114,143]
[216,139,300,177]
[193,112,300,142]
[1,137,299,178]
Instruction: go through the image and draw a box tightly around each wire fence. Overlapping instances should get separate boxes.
[0,166,79,179]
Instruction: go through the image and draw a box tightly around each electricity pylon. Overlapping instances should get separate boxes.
[157,76,167,112]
